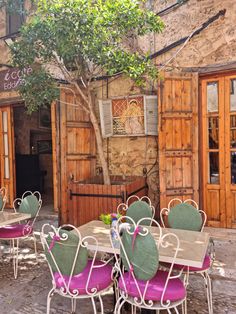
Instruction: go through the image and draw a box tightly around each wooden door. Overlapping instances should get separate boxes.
[201,74,236,228]
[225,75,236,228]
[0,106,16,206]
[158,72,199,209]
[55,89,96,224]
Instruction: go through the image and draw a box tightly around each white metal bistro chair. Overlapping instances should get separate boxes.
[117,195,155,226]
[0,191,42,278]
[41,223,114,314]
[111,216,186,314]
[0,187,7,212]
[160,198,213,314]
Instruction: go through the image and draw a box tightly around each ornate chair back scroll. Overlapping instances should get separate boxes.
[41,223,114,314]
[0,191,42,278]
[117,195,155,226]
[111,216,186,314]
[160,198,213,314]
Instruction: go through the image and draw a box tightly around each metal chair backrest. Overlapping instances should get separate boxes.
[111,216,181,308]
[160,198,207,232]
[41,223,102,297]
[13,191,42,226]
[0,187,7,212]
[117,195,155,226]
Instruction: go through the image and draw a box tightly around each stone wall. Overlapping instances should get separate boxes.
[139,0,236,68]
[93,76,159,207]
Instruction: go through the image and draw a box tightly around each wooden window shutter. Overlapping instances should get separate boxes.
[99,99,113,138]
[144,95,158,135]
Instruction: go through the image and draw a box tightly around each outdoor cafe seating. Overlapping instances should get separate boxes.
[0,190,42,278]
[39,195,211,313]
[160,198,213,314]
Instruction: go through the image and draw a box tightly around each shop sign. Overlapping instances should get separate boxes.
[0,67,32,92]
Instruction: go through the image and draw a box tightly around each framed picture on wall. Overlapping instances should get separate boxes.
[39,108,51,129]
[37,140,52,154]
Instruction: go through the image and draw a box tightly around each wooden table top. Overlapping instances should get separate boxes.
[0,212,31,227]
[77,220,210,268]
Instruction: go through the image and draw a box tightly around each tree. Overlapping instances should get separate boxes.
[10,0,164,184]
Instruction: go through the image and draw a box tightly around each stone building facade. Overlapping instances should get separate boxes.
[94,0,236,208]
[0,0,236,221]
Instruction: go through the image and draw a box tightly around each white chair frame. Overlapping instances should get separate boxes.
[41,223,114,314]
[0,187,7,211]
[160,198,213,314]
[0,190,42,278]
[111,216,186,314]
[117,195,155,225]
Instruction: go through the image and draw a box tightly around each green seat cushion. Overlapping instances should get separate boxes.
[19,194,39,217]
[126,201,152,226]
[0,196,3,211]
[168,203,202,231]
[120,226,159,281]
[45,229,88,276]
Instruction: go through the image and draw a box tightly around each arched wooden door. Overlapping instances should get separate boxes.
[158,72,199,209]
[0,106,16,206]
[201,74,236,228]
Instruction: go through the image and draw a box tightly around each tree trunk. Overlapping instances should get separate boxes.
[89,99,111,185]
[72,82,111,185]
[71,81,111,185]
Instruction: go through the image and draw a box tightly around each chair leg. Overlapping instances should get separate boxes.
[12,238,19,279]
[114,296,123,314]
[71,298,76,313]
[33,233,38,263]
[115,297,125,314]
[201,271,213,314]
[98,295,104,314]
[91,297,97,314]
[47,288,54,314]
[174,307,180,314]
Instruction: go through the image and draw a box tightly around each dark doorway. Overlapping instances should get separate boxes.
[13,105,54,209]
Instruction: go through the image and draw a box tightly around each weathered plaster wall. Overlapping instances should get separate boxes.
[139,0,236,68]
[0,7,8,65]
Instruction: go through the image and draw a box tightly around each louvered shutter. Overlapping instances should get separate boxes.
[144,95,158,135]
[99,99,113,138]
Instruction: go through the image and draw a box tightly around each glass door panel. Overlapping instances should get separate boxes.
[207,81,220,184]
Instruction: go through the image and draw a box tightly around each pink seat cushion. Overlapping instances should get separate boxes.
[161,254,211,272]
[0,224,33,238]
[118,270,186,302]
[53,260,113,295]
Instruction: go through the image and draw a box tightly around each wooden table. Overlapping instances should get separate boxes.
[0,212,31,226]
[78,220,210,268]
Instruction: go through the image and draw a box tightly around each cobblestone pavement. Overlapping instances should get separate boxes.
[0,212,235,314]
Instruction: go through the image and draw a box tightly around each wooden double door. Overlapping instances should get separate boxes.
[158,72,236,228]
[201,74,236,228]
